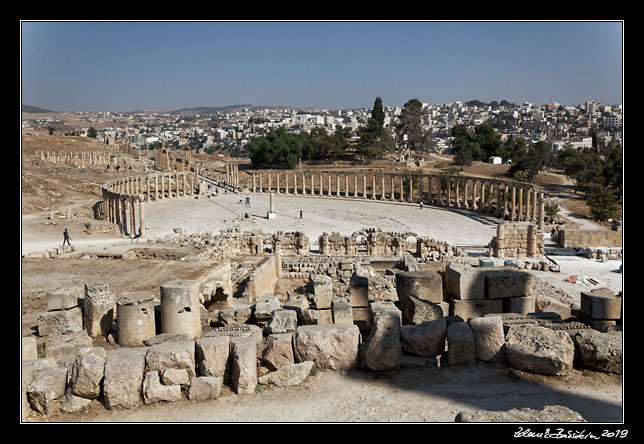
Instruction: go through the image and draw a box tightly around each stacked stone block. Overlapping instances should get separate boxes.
[38,289,84,337]
[446,264,535,320]
[580,288,622,332]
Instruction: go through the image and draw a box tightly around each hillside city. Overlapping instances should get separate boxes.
[21,99,623,159]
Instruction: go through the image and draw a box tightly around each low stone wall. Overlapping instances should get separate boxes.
[557,228,622,248]
[23,307,621,420]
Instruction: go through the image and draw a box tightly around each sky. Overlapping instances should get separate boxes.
[20,21,623,112]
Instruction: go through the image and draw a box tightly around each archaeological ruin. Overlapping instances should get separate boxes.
[22,155,623,423]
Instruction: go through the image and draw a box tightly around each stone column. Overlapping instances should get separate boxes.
[344,174,349,197]
[182,173,187,196]
[380,175,385,200]
[285,173,289,194]
[527,224,537,257]
[526,189,533,221]
[319,174,323,195]
[253,173,257,193]
[408,175,413,202]
[139,200,145,237]
[268,172,272,193]
[130,198,136,236]
[495,183,501,216]
[302,174,307,195]
[472,180,478,211]
[276,173,280,194]
[447,177,452,206]
[336,175,340,197]
[537,192,545,231]
[145,177,150,201]
[294,173,298,195]
[511,185,517,220]
[259,172,264,193]
[115,197,120,229]
[364,175,368,199]
[518,187,524,221]
[122,199,130,235]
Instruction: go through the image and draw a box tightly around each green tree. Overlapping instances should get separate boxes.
[450,124,477,166]
[473,123,502,160]
[587,187,620,222]
[371,97,385,130]
[602,143,623,198]
[509,140,552,183]
[497,136,528,162]
[395,99,424,150]
[356,118,395,159]
[87,127,97,138]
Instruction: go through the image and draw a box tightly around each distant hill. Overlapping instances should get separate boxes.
[166,105,297,116]
[22,104,54,113]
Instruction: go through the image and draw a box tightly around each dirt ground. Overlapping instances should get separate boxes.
[20,134,624,424]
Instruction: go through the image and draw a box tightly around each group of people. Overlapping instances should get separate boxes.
[239,194,251,207]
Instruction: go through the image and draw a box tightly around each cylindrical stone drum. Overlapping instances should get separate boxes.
[116,291,157,346]
[160,280,202,339]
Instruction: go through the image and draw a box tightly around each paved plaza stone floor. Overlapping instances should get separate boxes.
[144,191,501,248]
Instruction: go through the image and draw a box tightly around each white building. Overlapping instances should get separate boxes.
[550,137,593,152]
[489,156,502,164]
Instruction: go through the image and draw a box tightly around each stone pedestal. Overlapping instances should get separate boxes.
[116,291,157,346]
[267,191,276,219]
[83,283,114,338]
[160,280,203,339]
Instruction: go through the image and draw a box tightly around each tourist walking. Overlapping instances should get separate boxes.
[419,201,423,210]
[63,229,71,246]
[300,210,303,219]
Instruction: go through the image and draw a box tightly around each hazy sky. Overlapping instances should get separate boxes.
[20,21,623,112]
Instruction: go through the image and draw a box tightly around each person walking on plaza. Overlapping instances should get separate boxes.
[419,201,423,210]
[63,228,71,246]
[300,210,303,219]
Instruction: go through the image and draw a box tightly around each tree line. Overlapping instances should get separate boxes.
[248,97,429,168]
[451,122,622,221]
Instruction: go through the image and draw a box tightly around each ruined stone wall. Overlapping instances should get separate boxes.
[558,228,622,248]
[489,222,544,258]
[244,255,281,303]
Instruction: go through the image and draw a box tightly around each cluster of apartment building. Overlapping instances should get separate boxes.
[22,99,622,156]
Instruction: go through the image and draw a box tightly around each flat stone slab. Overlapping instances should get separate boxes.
[455,405,586,422]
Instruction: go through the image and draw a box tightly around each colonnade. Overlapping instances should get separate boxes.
[101,171,199,237]
[251,170,545,224]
